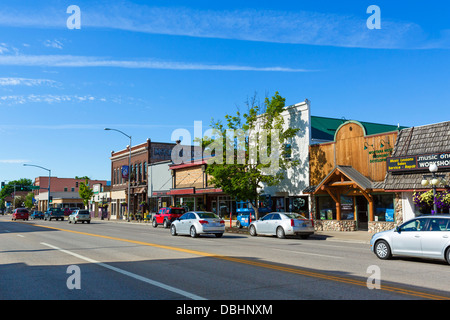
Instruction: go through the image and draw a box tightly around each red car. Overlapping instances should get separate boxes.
[12,208,29,221]
[152,207,186,228]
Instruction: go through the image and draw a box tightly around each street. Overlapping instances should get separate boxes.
[1,215,450,302]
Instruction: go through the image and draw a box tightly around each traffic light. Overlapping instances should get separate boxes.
[1,182,4,189]
[49,196,53,203]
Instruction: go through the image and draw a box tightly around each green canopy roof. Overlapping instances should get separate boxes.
[311,116,407,142]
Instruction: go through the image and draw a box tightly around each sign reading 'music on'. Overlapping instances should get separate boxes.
[387,152,450,172]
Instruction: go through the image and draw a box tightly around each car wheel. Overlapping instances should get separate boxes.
[249,225,257,236]
[445,247,450,265]
[276,226,286,239]
[170,225,177,236]
[374,240,392,260]
[152,219,157,228]
[68,219,71,223]
[236,220,242,229]
[190,226,198,238]
[163,219,170,228]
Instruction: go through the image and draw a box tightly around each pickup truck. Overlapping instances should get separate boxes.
[44,208,65,221]
[152,207,186,228]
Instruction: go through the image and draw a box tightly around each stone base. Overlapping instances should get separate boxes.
[368,221,395,233]
[315,220,396,233]
[314,220,356,232]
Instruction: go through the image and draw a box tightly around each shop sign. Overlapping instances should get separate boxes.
[387,152,450,172]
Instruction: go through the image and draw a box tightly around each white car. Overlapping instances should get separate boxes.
[170,211,225,238]
[68,209,91,224]
[249,212,315,239]
[371,215,450,264]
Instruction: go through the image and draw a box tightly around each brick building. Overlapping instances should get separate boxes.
[109,138,176,220]
[33,176,107,211]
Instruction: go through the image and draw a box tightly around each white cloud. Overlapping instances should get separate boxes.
[0,54,310,72]
[0,159,30,164]
[0,77,59,87]
[43,39,64,49]
[0,3,445,49]
[0,94,103,105]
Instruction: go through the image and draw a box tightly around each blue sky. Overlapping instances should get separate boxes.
[0,0,449,182]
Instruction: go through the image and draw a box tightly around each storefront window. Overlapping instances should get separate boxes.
[374,194,394,222]
[340,196,354,220]
[176,197,195,211]
[288,196,309,215]
[317,196,336,220]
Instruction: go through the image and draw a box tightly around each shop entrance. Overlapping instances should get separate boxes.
[355,196,368,230]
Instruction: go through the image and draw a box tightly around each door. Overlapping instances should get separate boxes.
[356,197,368,231]
[420,218,450,259]
[257,214,273,234]
[177,213,190,234]
[391,218,425,257]
[266,213,282,235]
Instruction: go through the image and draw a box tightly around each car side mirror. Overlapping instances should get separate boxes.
[395,226,401,233]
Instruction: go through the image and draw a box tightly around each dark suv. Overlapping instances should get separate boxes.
[44,208,65,221]
[152,207,186,228]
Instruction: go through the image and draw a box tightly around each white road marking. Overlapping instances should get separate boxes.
[272,248,343,259]
[40,242,206,300]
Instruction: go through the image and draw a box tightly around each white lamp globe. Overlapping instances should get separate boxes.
[429,163,438,173]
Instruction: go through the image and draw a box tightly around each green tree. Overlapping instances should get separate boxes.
[202,92,299,219]
[78,179,94,209]
[24,192,35,209]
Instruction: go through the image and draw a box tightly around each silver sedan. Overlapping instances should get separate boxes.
[68,209,91,224]
[249,212,315,239]
[371,215,450,264]
[170,211,225,238]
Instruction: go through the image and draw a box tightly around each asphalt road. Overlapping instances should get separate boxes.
[1,215,450,302]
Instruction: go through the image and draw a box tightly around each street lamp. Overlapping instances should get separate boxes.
[23,164,51,211]
[105,128,132,221]
[421,164,446,214]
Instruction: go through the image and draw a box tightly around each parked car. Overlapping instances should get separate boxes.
[170,211,225,238]
[249,212,315,239]
[152,207,186,228]
[371,215,450,264]
[236,213,256,228]
[12,208,29,221]
[68,209,91,224]
[44,208,65,221]
[30,211,44,220]
[63,208,72,216]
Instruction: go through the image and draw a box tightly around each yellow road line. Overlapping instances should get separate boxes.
[29,222,450,300]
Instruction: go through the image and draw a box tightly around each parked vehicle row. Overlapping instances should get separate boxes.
[8,205,450,265]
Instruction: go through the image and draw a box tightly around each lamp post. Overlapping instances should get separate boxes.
[105,128,132,221]
[421,163,446,214]
[23,164,51,211]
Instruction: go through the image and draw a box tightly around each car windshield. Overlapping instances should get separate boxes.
[284,213,308,219]
[196,212,219,219]
[78,210,89,214]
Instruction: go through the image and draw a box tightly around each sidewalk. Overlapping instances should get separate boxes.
[95,218,374,244]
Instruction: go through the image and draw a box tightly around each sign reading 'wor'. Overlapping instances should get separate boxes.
[387,152,450,172]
